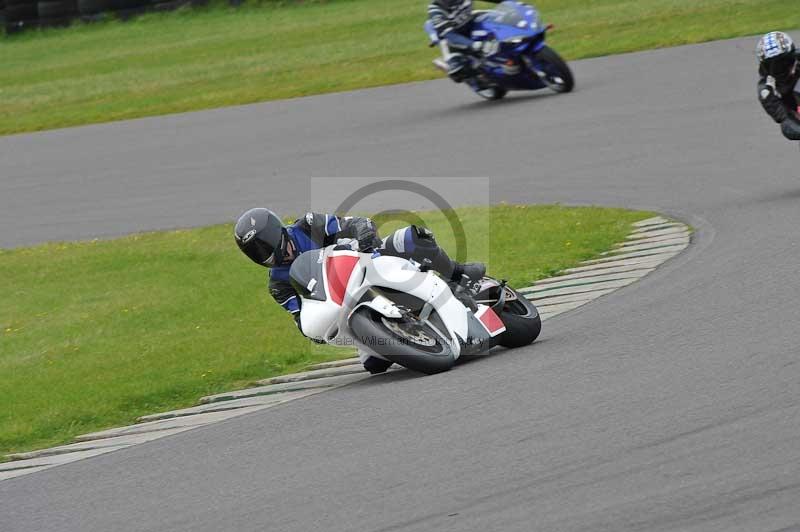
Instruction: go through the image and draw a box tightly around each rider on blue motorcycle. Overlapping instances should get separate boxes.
[428,0,502,82]
[756,31,800,140]
[234,208,486,373]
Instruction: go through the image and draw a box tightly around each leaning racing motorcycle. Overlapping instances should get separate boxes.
[290,243,541,375]
[424,0,574,100]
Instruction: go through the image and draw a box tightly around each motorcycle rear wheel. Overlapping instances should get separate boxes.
[497,292,542,348]
[349,308,456,375]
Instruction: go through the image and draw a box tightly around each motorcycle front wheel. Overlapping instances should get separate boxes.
[349,308,456,375]
[531,45,574,93]
[475,86,507,100]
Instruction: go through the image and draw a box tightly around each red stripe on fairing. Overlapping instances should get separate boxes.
[476,306,506,336]
[326,255,360,306]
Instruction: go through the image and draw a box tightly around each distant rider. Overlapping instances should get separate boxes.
[756,31,800,140]
[428,0,502,82]
[234,208,486,374]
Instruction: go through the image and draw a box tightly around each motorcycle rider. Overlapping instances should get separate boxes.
[756,31,800,140]
[428,0,503,82]
[234,208,486,374]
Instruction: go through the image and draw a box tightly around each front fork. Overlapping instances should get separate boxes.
[521,54,541,78]
[522,30,553,80]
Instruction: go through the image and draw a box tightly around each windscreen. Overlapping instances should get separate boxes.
[485,2,525,26]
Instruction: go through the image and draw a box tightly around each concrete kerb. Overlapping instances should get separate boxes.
[525,278,639,300]
[257,364,366,385]
[539,300,590,319]
[632,216,670,228]
[601,236,690,255]
[137,388,331,423]
[534,260,663,283]
[532,266,657,285]
[75,405,280,443]
[627,228,688,242]
[522,216,691,322]
[0,466,55,481]
[6,427,196,461]
[307,357,361,370]
[561,253,682,274]
[632,222,685,234]
[1,449,127,477]
[522,269,655,293]
[528,289,619,308]
[579,244,688,265]
[622,228,690,243]
[200,372,370,404]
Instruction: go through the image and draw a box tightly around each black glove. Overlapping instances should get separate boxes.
[759,79,789,123]
[354,221,381,253]
[414,226,437,244]
[333,238,359,251]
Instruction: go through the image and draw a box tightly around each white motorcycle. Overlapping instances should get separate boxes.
[290,242,541,374]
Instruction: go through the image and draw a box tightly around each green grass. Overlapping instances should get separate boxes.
[2,0,798,135]
[0,204,653,456]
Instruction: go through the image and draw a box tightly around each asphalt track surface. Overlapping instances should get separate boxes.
[3,37,800,531]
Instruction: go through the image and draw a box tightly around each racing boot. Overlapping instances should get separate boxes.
[452,262,486,283]
[363,356,393,375]
[411,226,486,283]
[446,54,473,83]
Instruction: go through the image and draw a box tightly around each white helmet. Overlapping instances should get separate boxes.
[756,32,797,77]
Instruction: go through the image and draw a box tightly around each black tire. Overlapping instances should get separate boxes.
[349,308,455,375]
[531,45,574,93]
[498,291,541,348]
[475,86,507,101]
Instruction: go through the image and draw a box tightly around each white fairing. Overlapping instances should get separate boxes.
[363,256,468,357]
[299,250,367,341]
[299,298,344,341]
[351,294,403,321]
[297,248,470,359]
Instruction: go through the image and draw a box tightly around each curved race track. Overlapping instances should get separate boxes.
[3,37,800,532]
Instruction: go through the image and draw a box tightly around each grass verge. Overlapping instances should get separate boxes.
[2,0,798,135]
[1,204,653,456]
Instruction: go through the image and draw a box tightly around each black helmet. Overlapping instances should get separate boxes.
[757,32,797,79]
[234,208,288,267]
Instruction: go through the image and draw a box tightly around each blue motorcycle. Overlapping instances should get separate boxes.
[424,1,574,100]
